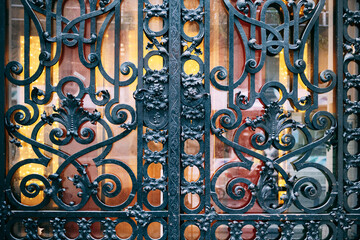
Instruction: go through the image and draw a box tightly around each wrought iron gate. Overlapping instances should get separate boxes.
[0,0,359,239]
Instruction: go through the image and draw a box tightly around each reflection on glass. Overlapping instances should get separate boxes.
[208,0,337,216]
[7,0,139,237]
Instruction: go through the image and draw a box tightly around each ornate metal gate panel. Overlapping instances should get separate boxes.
[0,0,359,239]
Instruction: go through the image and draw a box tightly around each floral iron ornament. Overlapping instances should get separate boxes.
[0,202,11,230]
[0,0,356,238]
[211,102,336,167]
[4,93,137,211]
[40,93,101,145]
[126,204,152,228]
[210,102,337,214]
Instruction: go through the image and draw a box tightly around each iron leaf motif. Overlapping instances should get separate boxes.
[229,221,244,240]
[182,8,204,22]
[50,218,67,240]
[181,104,205,120]
[23,218,38,240]
[126,204,151,228]
[181,180,205,195]
[143,129,168,143]
[181,153,204,167]
[77,218,92,240]
[144,149,167,164]
[0,202,12,230]
[305,221,321,240]
[144,2,168,18]
[244,102,299,150]
[41,94,101,145]
[197,206,217,232]
[254,221,269,239]
[330,207,354,231]
[143,176,167,192]
[279,221,295,240]
[101,218,117,240]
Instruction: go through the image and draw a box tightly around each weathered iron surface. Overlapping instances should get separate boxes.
[0,0,359,239]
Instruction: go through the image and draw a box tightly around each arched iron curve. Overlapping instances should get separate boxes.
[0,0,358,239]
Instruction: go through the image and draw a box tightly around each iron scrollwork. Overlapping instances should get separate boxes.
[1,0,358,239]
[4,0,137,212]
[209,0,338,216]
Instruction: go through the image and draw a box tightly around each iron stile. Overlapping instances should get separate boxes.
[337,0,345,239]
[180,0,213,238]
[136,0,144,239]
[0,0,360,239]
[204,0,212,239]
[168,0,181,239]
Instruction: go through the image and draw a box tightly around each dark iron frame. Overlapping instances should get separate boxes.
[0,0,359,239]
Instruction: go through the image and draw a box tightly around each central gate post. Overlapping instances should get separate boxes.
[168,0,182,239]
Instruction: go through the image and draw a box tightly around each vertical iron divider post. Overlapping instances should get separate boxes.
[168,0,181,239]
[137,0,144,238]
[337,0,344,238]
[204,0,211,239]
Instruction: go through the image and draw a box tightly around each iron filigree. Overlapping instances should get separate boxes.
[305,221,321,240]
[330,207,354,231]
[197,206,217,232]
[50,218,67,240]
[0,0,356,238]
[0,202,11,230]
[229,221,244,240]
[126,204,152,228]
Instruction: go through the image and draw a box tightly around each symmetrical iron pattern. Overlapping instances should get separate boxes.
[215,0,338,192]
[1,0,360,239]
[180,0,206,214]
[136,0,170,238]
[181,0,355,239]
[137,0,169,212]
[5,0,139,212]
[179,0,210,238]
[2,0,170,239]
